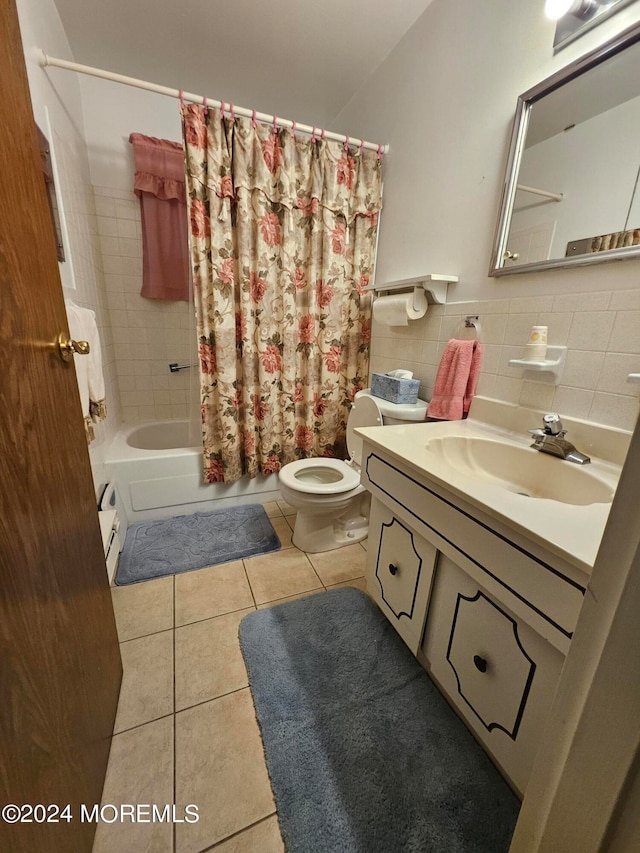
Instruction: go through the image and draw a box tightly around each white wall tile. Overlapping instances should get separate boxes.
[561,350,605,389]
[609,311,640,354]
[567,312,615,351]
[589,393,640,431]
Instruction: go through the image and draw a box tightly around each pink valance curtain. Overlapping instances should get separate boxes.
[129,133,190,301]
[181,105,383,485]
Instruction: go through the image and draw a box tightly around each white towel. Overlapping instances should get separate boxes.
[66,302,107,443]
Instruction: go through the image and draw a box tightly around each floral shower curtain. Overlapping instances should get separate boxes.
[181,104,383,484]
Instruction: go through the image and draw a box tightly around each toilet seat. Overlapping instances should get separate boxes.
[278,457,361,495]
[278,395,383,496]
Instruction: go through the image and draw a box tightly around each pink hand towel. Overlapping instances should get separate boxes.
[427,339,483,420]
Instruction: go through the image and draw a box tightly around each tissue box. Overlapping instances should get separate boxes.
[371,373,420,405]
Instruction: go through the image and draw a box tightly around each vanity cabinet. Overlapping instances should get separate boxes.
[420,554,565,793]
[367,499,437,654]
[362,445,588,795]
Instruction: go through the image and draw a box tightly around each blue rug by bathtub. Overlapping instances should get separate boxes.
[115,504,280,585]
[240,587,520,853]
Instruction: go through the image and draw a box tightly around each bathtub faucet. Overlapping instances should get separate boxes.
[169,362,196,372]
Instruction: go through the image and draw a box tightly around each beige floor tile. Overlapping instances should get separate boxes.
[276,498,296,516]
[306,543,367,586]
[261,501,283,518]
[175,608,254,711]
[244,548,322,605]
[327,575,369,595]
[114,630,174,733]
[111,576,173,641]
[270,515,293,549]
[256,587,326,609]
[360,537,368,551]
[285,513,297,532]
[175,689,275,852]
[175,561,254,627]
[93,716,173,853]
[212,815,284,852]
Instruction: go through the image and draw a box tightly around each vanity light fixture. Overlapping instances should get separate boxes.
[546,0,636,50]
[545,0,599,20]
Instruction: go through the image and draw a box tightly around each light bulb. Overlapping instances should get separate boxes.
[544,0,579,19]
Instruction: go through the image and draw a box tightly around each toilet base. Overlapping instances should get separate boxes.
[291,493,371,553]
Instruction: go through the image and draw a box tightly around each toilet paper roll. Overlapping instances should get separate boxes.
[372,293,428,326]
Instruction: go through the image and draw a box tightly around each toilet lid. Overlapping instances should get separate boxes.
[346,395,383,466]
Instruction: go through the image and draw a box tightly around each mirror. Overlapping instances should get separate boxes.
[490,19,640,276]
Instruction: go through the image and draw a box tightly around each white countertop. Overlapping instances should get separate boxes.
[356,412,623,575]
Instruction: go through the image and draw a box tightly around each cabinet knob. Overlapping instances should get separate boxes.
[388,563,398,576]
[473,655,488,673]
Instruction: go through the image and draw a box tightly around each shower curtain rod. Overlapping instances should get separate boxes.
[39,52,389,155]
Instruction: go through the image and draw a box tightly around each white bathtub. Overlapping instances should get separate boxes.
[106,420,281,524]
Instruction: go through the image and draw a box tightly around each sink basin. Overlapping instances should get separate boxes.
[425,436,614,505]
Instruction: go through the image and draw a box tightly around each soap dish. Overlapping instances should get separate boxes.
[508,346,567,385]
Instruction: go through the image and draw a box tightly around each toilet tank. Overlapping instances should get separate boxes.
[355,389,428,425]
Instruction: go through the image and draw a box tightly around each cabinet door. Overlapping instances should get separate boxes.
[367,499,437,653]
[422,554,565,795]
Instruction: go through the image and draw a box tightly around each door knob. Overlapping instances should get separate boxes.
[57,333,90,362]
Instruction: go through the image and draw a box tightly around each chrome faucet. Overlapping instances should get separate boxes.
[529,413,591,465]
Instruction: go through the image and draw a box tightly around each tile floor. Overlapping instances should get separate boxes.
[94,499,368,853]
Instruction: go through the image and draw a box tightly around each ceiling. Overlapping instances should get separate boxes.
[53,0,435,129]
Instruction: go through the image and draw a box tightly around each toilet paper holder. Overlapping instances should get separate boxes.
[364,273,459,305]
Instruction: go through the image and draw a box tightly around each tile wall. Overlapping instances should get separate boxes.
[94,186,199,424]
[370,290,640,431]
[53,133,121,492]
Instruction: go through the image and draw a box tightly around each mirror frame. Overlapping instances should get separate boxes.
[490,18,640,277]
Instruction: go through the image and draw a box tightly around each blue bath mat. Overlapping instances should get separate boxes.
[116,504,281,585]
[240,587,520,853]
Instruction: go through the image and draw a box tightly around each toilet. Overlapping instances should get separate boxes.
[278,389,429,553]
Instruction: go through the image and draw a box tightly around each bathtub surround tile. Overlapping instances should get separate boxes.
[503,313,539,347]
[114,630,174,733]
[306,543,367,586]
[111,576,174,642]
[92,716,173,853]
[210,816,284,853]
[175,609,253,711]
[609,290,640,311]
[509,295,555,314]
[175,690,276,853]
[175,561,255,627]
[243,549,323,605]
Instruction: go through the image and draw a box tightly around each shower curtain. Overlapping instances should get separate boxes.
[181,104,383,484]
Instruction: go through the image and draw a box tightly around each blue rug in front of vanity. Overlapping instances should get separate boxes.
[240,587,520,853]
[115,504,280,584]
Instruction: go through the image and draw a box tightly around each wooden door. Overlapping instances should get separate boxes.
[0,3,122,851]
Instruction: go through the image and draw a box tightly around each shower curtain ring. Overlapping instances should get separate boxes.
[359,138,364,156]
[220,100,225,118]
[321,128,326,141]
[203,96,208,115]
[291,120,297,137]
[252,109,257,128]
[179,89,184,108]
[273,115,278,134]
[377,144,382,161]
[230,103,235,122]
[344,135,349,151]
[311,126,317,143]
